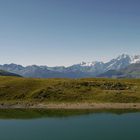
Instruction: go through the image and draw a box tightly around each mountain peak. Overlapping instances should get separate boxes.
[0,54,139,78]
[116,54,130,60]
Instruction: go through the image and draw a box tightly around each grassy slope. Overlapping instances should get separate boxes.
[0,76,140,103]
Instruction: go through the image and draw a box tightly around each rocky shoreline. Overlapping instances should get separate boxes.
[0,103,140,109]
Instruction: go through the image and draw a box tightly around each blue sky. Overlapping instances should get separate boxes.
[0,0,140,66]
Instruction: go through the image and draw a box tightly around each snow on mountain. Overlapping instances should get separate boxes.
[79,61,101,67]
[130,55,140,63]
[76,54,140,73]
[0,54,139,78]
[104,54,132,71]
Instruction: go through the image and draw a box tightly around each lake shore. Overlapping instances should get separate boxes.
[0,103,140,109]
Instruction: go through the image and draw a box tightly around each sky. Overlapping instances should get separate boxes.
[0,0,140,66]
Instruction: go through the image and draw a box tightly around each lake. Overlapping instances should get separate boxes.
[0,109,140,140]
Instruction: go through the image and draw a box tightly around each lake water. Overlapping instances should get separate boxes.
[0,109,140,140]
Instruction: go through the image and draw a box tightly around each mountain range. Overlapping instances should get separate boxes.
[0,54,140,78]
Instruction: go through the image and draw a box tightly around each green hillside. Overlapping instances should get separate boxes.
[0,70,21,77]
[0,77,140,104]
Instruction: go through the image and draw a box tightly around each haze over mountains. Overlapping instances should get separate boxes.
[0,54,140,78]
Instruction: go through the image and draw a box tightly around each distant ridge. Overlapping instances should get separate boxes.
[0,54,139,78]
[98,63,140,78]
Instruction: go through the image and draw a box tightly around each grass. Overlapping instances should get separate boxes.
[0,76,140,103]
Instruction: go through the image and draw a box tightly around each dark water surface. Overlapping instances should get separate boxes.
[0,109,140,140]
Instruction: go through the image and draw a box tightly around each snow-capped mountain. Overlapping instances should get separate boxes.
[66,54,140,77]
[104,54,132,71]
[75,54,140,72]
[79,61,102,67]
[0,54,139,78]
[130,55,140,63]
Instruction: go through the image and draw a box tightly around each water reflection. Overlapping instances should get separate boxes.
[0,109,139,119]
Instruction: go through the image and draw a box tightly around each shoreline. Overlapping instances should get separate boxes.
[0,103,140,109]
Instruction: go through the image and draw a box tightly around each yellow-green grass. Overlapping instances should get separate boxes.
[0,76,140,103]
